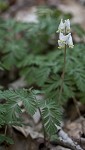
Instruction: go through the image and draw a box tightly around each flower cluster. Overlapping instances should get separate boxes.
[57,19,74,49]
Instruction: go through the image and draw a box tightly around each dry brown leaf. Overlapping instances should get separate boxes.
[13,112,43,139]
[13,125,43,138]
[58,0,85,29]
[15,6,38,23]
[9,77,27,89]
[64,117,85,139]
[8,132,39,150]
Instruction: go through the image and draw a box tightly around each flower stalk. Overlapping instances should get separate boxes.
[57,19,74,103]
[58,37,67,103]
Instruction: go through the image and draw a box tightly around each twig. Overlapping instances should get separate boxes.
[51,129,83,150]
[72,137,85,147]
[51,138,83,150]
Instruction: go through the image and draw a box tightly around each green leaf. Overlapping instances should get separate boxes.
[2,89,37,115]
[0,134,14,144]
[0,104,6,126]
[40,99,62,135]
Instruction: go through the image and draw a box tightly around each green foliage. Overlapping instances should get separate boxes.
[0,134,14,144]
[0,7,63,69]
[19,43,85,104]
[0,0,9,11]
[79,92,85,103]
[0,19,28,69]
[38,99,62,135]
[72,24,85,38]
[0,89,62,142]
[0,104,6,126]
[0,89,37,126]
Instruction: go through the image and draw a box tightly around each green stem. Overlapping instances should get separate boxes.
[38,107,47,146]
[58,44,66,103]
[4,125,7,136]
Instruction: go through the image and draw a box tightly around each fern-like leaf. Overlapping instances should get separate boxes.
[39,99,62,135]
[2,89,37,115]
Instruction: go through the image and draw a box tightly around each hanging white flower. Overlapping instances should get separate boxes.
[59,32,70,44]
[65,33,71,45]
[57,19,74,49]
[67,34,74,48]
[59,32,66,42]
[58,40,65,49]
[57,19,71,33]
[65,19,70,33]
[57,19,65,33]
[58,32,66,49]
[58,32,74,49]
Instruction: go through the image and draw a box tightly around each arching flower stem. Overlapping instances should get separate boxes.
[58,28,67,104]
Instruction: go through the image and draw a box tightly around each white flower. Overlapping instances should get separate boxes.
[65,33,71,45]
[59,32,70,43]
[58,32,74,49]
[59,32,66,41]
[57,19,65,33]
[65,19,70,33]
[67,34,74,48]
[57,19,71,33]
[58,40,65,49]
[57,19,74,49]
[58,32,66,48]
